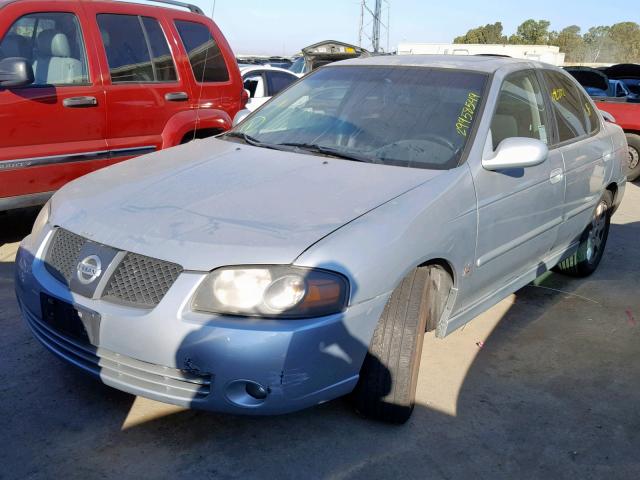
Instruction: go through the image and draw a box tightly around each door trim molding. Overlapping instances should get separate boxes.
[0,146,156,172]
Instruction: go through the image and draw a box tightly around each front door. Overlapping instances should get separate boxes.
[0,3,106,203]
[467,70,565,306]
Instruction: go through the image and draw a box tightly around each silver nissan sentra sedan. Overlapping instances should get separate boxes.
[15,55,627,423]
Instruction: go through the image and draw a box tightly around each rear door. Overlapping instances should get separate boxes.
[82,2,192,153]
[0,1,106,204]
[540,70,608,251]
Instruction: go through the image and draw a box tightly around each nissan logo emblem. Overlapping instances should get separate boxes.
[77,255,102,285]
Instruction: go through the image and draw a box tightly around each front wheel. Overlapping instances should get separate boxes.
[351,266,450,424]
[625,133,640,182]
[555,190,613,277]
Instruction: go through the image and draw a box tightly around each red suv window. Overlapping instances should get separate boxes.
[97,14,177,83]
[174,20,229,83]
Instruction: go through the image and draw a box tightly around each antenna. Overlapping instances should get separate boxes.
[358,0,390,53]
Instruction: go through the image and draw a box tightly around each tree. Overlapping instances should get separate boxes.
[554,25,586,63]
[453,22,507,44]
[509,19,552,45]
[583,26,613,62]
[607,22,640,62]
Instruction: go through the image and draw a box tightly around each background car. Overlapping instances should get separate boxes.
[0,0,246,211]
[288,40,369,76]
[240,65,298,111]
[566,65,640,180]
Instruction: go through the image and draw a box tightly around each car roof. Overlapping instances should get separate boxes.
[334,54,553,74]
[0,0,203,15]
[240,65,297,75]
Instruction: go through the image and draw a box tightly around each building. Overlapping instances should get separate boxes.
[397,43,565,66]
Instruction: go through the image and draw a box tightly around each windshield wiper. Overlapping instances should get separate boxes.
[223,132,275,149]
[276,142,372,163]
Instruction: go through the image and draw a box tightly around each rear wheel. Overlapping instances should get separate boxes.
[625,133,640,182]
[555,191,613,277]
[352,266,451,424]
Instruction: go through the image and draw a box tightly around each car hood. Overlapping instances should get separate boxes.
[51,139,442,271]
[565,67,609,91]
[605,63,640,80]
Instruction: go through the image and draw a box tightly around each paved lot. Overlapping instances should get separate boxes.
[1,183,639,480]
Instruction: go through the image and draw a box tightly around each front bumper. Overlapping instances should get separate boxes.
[15,231,388,415]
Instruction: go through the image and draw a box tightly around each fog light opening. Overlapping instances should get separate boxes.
[225,380,270,407]
[245,382,269,400]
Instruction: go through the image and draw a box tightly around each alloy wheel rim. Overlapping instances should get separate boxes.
[586,201,608,263]
[629,146,640,170]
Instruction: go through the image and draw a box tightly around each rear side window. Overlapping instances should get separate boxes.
[0,12,89,86]
[175,20,229,83]
[542,71,594,143]
[97,14,177,83]
[267,71,296,96]
[491,70,550,150]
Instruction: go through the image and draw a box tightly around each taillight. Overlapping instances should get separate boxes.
[241,88,249,108]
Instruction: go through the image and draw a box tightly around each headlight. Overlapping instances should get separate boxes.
[192,266,349,318]
[31,199,51,235]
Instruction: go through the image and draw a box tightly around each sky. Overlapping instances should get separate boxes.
[137,0,638,55]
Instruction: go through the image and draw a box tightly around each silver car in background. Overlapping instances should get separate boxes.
[15,56,627,423]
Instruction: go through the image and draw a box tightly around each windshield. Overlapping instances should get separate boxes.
[230,66,487,170]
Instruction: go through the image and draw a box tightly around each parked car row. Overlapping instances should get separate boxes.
[565,64,640,181]
[0,0,247,211]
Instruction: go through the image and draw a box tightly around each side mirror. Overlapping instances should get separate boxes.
[232,109,251,127]
[0,57,34,88]
[482,137,548,171]
[244,88,252,99]
[599,110,616,123]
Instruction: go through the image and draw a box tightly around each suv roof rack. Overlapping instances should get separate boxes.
[141,0,204,15]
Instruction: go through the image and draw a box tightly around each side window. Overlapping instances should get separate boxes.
[174,20,229,83]
[491,71,550,150]
[0,12,89,86]
[243,74,264,98]
[97,14,177,83]
[543,71,591,143]
[267,71,296,96]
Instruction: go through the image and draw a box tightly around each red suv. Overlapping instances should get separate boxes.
[0,0,246,211]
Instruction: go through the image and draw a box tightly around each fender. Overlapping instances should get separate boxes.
[161,109,233,147]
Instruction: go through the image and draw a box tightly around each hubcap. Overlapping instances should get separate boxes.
[586,201,608,262]
[629,145,640,170]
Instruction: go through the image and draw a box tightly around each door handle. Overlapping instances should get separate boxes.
[63,96,98,108]
[165,92,189,102]
[550,168,564,184]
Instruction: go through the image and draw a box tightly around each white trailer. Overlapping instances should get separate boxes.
[397,43,566,66]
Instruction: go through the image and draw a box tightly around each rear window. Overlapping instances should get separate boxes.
[174,20,229,83]
[97,14,177,83]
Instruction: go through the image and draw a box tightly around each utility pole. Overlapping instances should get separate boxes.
[372,0,381,53]
[359,0,390,53]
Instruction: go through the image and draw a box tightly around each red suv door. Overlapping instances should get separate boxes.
[0,1,106,209]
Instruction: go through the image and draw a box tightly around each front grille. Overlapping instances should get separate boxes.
[103,253,183,308]
[44,228,182,308]
[45,229,85,285]
[22,300,212,402]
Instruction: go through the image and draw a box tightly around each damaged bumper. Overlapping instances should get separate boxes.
[14,232,388,415]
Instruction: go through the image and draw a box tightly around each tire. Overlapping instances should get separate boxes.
[352,266,450,424]
[625,133,640,182]
[555,190,613,277]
